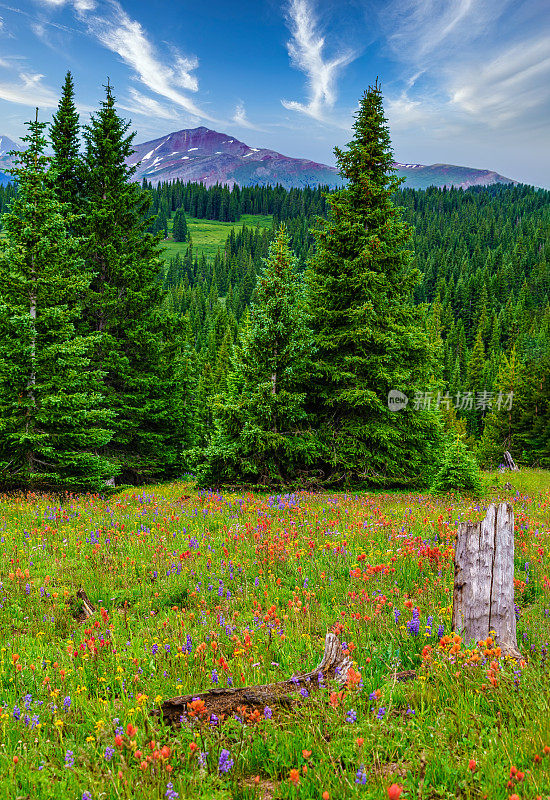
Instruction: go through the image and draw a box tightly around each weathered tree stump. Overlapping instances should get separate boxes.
[452,502,521,658]
[503,451,518,471]
[152,630,353,725]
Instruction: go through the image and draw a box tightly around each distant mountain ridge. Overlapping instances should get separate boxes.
[127,126,517,190]
[0,127,518,190]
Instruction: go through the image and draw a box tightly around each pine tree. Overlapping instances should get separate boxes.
[430,435,483,497]
[478,348,522,467]
[199,226,317,486]
[173,206,189,242]
[306,82,443,487]
[0,112,114,490]
[82,83,186,482]
[49,71,82,213]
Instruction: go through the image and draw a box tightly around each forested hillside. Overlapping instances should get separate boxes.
[157,181,549,469]
[0,75,548,490]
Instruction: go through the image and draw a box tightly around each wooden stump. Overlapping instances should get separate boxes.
[452,502,521,658]
[503,451,518,471]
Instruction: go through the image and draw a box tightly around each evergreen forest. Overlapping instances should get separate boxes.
[0,73,548,492]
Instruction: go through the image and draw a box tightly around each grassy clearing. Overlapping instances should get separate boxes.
[160,214,273,260]
[1,470,550,799]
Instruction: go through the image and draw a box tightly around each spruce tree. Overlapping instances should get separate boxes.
[307,82,442,487]
[49,71,82,212]
[199,226,316,486]
[0,112,115,490]
[173,206,189,242]
[430,435,483,497]
[82,83,187,482]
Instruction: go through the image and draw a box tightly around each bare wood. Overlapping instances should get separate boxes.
[503,451,519,471]
[452,503,521,658]
[153,630,352,725]
[76,588,96,619]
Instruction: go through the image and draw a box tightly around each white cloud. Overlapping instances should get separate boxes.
[0,71,58,107]
[281,0,356,123]
[86,2,216,121]
[379,0,550,143]
[381,0,511,62]
[31,0,215,121]
[450,35,550,126]
[232,100,265,131]
[33,0,97,12]
[119,87,178,120]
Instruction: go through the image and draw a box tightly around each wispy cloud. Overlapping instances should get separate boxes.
[450,34,550,127]
[232,100,265,131]
[29,0,216,122]
[380,0,550,139]
[0,70,58,107]
[85,1,215,121]
[281,0,356,123]
[119,87,178,120]
[33,0,97,12]
[381,0,510,63]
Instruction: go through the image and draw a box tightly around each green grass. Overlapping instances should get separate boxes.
[1,471,550,798]
[160,214,273,261]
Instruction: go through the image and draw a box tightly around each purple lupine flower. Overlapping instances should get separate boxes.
[376,707,386,720]
[65,750,75,768]
[82,793,92,800]
[30,714,39,729]
[346,709,357,723]
[23,694,33,710]
[407,608,420,636]
[394,608,401,624]
[218,749,234,773]
[300,687,309,698]
[210,714,219,726]
[13,706,20,720]
[437,624,444,638]
[264,706,272,719]
[104,746,115,761]
[165,783,179,800]
[211,669,218,684]
[355,765,367,785]
[152,643,158,655]
[63,696,71,711]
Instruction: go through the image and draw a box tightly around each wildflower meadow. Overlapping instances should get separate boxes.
[2,470,550,799]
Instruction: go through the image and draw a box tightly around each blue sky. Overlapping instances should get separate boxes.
[0,0,549,187]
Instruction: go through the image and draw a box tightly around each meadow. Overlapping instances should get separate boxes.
[161,214,274,260]
[2,469,550,800]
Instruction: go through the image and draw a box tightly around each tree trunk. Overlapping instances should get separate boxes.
[452,502,521,658]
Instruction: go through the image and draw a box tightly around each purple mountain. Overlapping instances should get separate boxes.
[0,127,518,190]
[126,127,342,189]
[127,126,517,190]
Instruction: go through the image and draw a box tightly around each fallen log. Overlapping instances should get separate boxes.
[153,630,353,725]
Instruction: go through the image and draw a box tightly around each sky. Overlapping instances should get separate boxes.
[0,0,549,187]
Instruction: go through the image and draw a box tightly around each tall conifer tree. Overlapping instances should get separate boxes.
[82,83,187,482]
[199,227,316,486]
[50,71,82,212]
[307,82,442,487]
[0,113,114,490]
